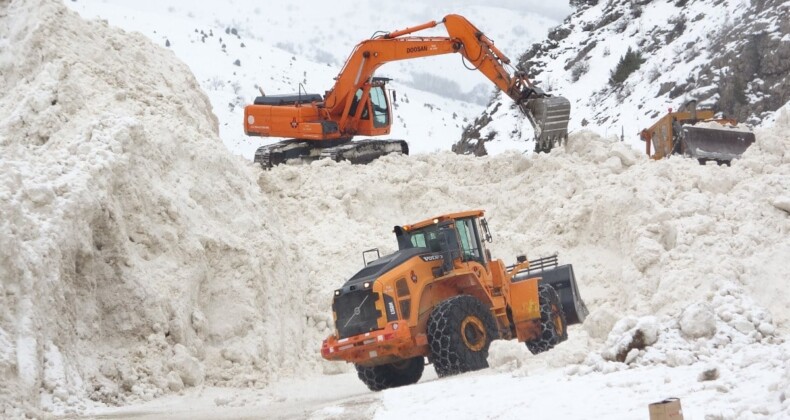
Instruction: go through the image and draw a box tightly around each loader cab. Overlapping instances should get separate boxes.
[348,77,392,136]
[396,212,492,267]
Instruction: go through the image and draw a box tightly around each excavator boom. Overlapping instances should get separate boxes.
[244,14,571,167]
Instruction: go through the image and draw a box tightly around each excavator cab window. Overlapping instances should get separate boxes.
[349,89,365,118]
[348,86,389,126]
[370,86,389,128]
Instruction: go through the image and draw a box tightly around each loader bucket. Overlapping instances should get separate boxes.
[520,95,571,153]
[512,256,588,325]
[535,264,588,325]
[681,125,755,163]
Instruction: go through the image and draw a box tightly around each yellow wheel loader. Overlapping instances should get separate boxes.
[640,100,756,165]
[320,210,588,391]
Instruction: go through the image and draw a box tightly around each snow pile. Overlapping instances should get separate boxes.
[567,281,790,417]
[0,0,317,416]
[576,281,780,374]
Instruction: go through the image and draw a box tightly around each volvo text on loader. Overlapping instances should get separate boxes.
[244,14,571,168]
[320,210,588,391]
[639,100,756,165]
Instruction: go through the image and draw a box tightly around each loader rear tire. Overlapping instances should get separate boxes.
[525,284,568,355]
[355,357,424,391]
[427,295,498,377]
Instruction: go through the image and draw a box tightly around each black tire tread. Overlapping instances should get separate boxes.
[427,295,498,377]
[525,283,568,355]
[355,356,424,391]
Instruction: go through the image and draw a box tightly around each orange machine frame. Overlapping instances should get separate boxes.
[245,15,539,142]
[321,210,543,365]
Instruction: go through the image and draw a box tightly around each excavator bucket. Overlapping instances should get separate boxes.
[520,96,572,153]
[680,124,755,164]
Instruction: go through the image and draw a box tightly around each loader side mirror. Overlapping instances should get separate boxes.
[480,218,493,243]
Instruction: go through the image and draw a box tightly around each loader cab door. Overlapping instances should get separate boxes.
[455,217,486,265]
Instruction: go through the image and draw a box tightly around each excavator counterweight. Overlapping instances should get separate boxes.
[244,14,571,168]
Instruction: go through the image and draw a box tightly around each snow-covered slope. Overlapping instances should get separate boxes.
[65,1,561,158]
[459,0,790,154]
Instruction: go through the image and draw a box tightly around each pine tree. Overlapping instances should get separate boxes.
[609,47,645,86]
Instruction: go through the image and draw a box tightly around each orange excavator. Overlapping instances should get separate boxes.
[244,14,571,167]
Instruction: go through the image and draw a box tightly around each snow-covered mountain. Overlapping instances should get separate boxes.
[457,0,790,154]
[65,1,563,158]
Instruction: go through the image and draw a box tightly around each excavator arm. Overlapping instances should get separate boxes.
[324,14,570,148]
[244,14,570,168]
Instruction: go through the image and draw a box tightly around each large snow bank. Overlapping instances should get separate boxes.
[0,0,319,416]
[2,0,789,417]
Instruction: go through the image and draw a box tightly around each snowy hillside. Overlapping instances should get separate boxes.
[65,0,562,158]
[458,0,790,154]
[2,1,790,419]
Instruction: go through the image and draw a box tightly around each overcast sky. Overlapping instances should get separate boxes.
[429,0,573,21]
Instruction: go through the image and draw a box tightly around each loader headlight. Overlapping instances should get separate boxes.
[334,290,341,296]
[363,282,371,289]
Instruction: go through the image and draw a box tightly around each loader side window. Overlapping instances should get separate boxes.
[410,233,427,248]
[456,218,482,263]
[409,227,439,250]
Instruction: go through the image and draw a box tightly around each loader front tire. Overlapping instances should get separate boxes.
[355,356,424,391]
[427,295,498,377]
[525,283,568,355]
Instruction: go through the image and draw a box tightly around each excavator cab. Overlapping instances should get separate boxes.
[348,77,392,136]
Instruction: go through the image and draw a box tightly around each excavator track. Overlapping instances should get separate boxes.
[254,139,409,169]
[254,140,315,169]
[320,139,409,165]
